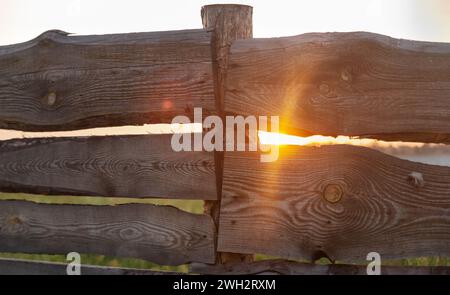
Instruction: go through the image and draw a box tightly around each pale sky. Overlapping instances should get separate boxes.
[1,0,450,46]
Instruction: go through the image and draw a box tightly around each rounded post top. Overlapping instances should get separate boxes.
[201,4,253,31]
[201,4,253,10]
[201,4,253,18]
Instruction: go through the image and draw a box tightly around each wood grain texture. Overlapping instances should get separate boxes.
[0,135,216,199]
[0,29,214,131]
[0,200,215,265]
[191,259,450,275]
[202,4,254,264]
[225,32,450,143]
[0,258,184,275]
[201,4,253,113]
[218,145,450,262]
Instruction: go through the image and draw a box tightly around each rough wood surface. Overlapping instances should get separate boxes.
[0,29,214,131]
[0,135,216,199]
[191,259,450,275]
[225,32,450,143]
[0,258,184,275]
[0,200,215,265]
[218,145,450,262]
[202,4,254,264]
[201,4,253,113]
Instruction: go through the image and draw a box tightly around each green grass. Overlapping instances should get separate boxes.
[0,252,189,273]
[0,192,204,213]
[254,254,450,267]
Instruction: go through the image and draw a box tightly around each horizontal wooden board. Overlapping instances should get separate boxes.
[218,145,450,262]
[225,32,450,143]
[0,200,215,265]
[0,135,216,199]
[0,258,184,275]
[0,29,214,131]
[191,259,450,275]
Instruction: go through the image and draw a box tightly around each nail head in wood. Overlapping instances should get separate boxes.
[319,83,330,94]
[408,172,425,188]
[341,69,352,82]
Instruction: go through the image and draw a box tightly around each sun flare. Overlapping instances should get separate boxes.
[257,130,428,149]
[258,130,375,146]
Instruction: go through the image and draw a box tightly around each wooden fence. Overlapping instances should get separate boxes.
[0,4,450,275]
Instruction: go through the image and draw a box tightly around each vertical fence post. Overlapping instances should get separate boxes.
[201,4,254,264]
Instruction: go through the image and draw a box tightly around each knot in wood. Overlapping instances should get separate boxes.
[4,216,25,234]
[43,92,57,107]
[9,216,23,225]
[323,184,343,203]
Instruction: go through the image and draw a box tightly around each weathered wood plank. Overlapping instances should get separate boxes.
[225,32,450,143]
[0,258,184,275]
[201,4,253,113]
[0,134,216,199]
[191,260,450,275]
[0,200,215,265]
[218,145,450,262]
[0,29,214,131]
[201,4,254,265]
